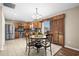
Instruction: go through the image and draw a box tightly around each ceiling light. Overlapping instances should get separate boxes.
[32,8,42,21]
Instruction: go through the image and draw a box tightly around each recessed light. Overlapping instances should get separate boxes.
[14,13,16,15]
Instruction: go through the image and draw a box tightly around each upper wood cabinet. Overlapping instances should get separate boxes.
[33,21,42,28]
[23,23,30,29]
[15,22,31,29]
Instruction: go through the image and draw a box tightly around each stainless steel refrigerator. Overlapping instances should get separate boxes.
[5,24,14,40]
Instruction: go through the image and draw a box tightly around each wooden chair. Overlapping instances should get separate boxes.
[25,34,36,56]
[41,34,52,56]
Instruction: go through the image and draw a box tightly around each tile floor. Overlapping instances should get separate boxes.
[0,38,61,56]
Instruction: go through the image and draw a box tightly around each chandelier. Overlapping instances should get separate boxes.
[32,8,42,21]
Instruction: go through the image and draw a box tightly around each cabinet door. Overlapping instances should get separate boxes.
[52,20,59,44]
[52,19,64,46]
[15,32,19,38]
[33,22,42,28]
[24,23,30,29]
[58,19,64,45]
[51,14,65,47]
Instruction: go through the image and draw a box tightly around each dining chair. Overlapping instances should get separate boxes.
[26,34,38,56]
[42,33,53,56]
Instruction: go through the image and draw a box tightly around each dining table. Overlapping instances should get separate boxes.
[29,35,47,53]
[26,34,52,56]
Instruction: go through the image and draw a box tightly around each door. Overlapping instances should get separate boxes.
[51,14,65,47]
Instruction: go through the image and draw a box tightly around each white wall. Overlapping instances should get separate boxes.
[52,6,79,51]
[0,6,5,50]
[0,5,2,50]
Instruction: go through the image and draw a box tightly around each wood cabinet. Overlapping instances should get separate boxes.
[15,32,19,38]
[15,22,31,39]
[14,21,43,39]
[50,14,65,47]
[15,23,19,29]
[23,23,30,29]
[33,21,42,28]
[15,23,19,38]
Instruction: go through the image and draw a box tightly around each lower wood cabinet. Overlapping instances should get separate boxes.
[15,32,19,39]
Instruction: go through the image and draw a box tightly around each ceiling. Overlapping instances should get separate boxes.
[3,3,79,22]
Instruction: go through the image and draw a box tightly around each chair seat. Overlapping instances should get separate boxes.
[42,42,51,48]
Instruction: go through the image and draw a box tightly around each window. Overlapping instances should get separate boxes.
[42,20,50,34]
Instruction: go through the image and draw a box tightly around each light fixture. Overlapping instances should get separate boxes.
[32,8,42,21]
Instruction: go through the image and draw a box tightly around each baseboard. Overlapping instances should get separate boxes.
[65,45,79,51]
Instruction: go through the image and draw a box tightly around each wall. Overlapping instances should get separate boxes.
[52,6,79,51]
[0,6,5,50]
[0,5,2,50]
